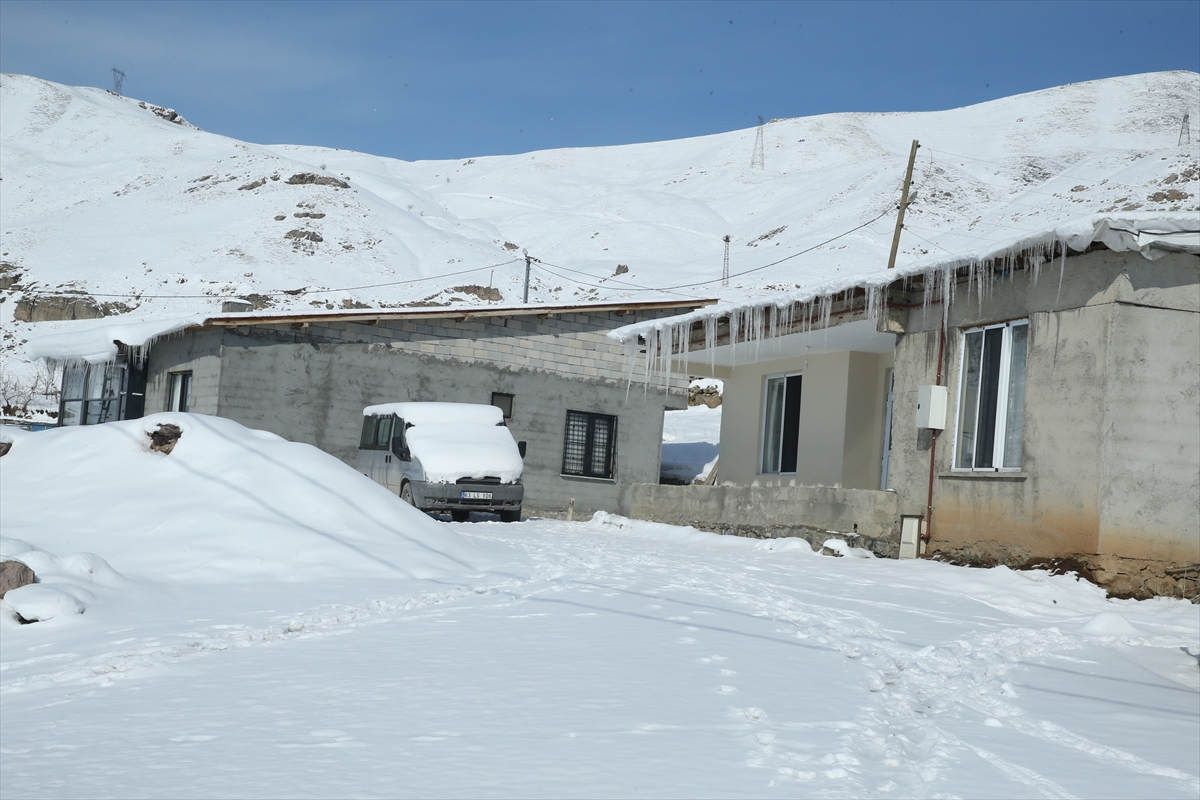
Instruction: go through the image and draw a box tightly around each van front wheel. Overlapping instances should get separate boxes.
[400,482,415,506]
[499,508,522,523]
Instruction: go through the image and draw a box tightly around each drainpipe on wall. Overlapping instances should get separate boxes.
[923,324,946,554]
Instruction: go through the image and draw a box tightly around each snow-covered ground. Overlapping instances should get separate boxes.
[2,416,1198,798]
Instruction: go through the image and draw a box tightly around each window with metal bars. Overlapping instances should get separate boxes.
[561,410,617,479]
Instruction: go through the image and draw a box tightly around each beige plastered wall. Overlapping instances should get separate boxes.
[889,248,1199,567]
[705,349,893,490]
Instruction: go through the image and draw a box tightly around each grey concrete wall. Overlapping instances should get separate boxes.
[631,483,900,555]
[142,329,224,416]
[1098,301,1200,563]
[255,308,687,388]
[212,334,673,517]
[888,249,1199,567]
[137,307,690,518]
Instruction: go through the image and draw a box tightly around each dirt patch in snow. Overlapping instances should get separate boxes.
[147,423,182,455]
[286,173,349,189]
[451,285,502,302]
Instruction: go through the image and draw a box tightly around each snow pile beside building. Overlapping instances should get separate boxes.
[0,414,493,596]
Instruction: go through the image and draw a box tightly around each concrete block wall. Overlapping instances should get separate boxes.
[212,336,677,517]
[142,329,224,416]
[149,305,695,517]
[248,308,688,391]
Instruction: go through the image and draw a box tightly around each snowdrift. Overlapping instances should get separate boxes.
[0,414,492,588]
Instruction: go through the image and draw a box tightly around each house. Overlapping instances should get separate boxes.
[31,300,713,518]
[616,215,1199,599]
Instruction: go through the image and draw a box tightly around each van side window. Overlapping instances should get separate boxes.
[374,415,394,449]
[359,416,377,449]
[391,418,410,458]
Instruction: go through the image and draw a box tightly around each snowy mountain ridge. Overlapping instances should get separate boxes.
[1,70,1197,383]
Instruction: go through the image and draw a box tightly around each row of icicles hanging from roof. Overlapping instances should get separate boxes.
[627,236,1072,390]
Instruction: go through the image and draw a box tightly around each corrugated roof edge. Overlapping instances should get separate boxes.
[195,298,717,329]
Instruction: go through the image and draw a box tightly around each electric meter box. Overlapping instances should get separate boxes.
[916,385,948,430]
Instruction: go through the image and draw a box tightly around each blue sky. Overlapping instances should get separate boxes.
[2,0,1198,161]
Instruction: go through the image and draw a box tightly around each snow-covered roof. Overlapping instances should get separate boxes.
[24,314,206,365]
[607,212,1200,346]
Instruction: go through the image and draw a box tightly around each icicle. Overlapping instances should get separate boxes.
[866,284,883,325]
[641,327,656,399]
[724,309,734,369]
[1056,238,1067,302]
[705,315,717,374]
[624,339,637,404]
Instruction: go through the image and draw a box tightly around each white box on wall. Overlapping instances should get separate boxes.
[916,385,948,430]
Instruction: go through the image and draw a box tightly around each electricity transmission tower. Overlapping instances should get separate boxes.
[112,68,126,96]
[722,235,731,286]
[1180,112,1191,146]
[750,115,765,170]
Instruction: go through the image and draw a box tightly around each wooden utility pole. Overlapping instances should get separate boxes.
[886,139,920,270]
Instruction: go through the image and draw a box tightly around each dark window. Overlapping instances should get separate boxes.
[359,416,377,449]
[168,372,192,412]
[762,373,802,473]
[491,392,514,420]
[562,410,617,479]
[374,415,394,449]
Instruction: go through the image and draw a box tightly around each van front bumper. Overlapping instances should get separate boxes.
[412,481,524,512]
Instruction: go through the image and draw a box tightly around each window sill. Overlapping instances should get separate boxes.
[560,473,617,484]
[940,471,1027,481]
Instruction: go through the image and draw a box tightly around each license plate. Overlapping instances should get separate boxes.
[461,491,493,500]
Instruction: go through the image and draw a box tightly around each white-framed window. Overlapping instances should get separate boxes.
[953,319,1028,471]
[761,372,802,474]
[167,371,192,413]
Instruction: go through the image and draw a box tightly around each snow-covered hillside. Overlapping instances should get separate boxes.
[1,70,1197,395]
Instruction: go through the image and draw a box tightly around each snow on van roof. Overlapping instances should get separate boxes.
[363,402,504,427]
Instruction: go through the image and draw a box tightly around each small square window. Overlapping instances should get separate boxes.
[491,392,514,420]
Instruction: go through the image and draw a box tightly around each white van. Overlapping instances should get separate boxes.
[358,402,525,522]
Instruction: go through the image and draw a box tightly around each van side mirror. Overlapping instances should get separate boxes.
[518,441,527,459]
[392,436,410,461]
